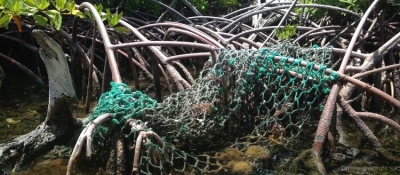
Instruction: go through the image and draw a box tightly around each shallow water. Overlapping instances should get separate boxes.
[2,71,400,175]
[0,73,47,143]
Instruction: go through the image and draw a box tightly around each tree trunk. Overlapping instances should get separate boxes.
[0,30,81,174]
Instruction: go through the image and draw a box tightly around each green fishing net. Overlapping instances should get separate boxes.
[89,43,337,174]
[87,82,157,143]
[89,82,157,121]
[136,43,337,173]
[144,43,337,141]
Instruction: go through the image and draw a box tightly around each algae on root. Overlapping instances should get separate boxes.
[218,148,245,164]
[245,145,270,160]
[232,161,252,174]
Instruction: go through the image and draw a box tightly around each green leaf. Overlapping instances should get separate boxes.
[109,12,122,27]
[36,0,49,10]
[101,8,111,21]
[55,0,66,11]
[0,14,12,29]
[12,0,24,14]
[84,11,93,21]
[276,29,284,40]
[113,26,130,34]
[25,0,36,7]
[20,7,38,16]
[49,17,54,27]
[33,14,47,27]
[118,11,122,19]
[54,11,62,30]
[353,6,359,13]
[4,0,13,7]
[72,10,84,18]
[109,15,117,27]
[276,24,297,40]
[43,9,59,18]
[94,4,103,14]
[65,0,75,13]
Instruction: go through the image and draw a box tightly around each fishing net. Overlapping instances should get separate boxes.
[88,42,337,174]
[86,82,157,148]
[144,42,336,140]
[137,43,337,173]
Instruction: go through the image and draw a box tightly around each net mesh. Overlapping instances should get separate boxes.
[86,82,157,145]
[88,43,337,174]
[144,43,336,141]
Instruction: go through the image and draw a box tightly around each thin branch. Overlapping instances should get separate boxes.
[0,53,45,88]
[85,24,97,113]
[352,63,400,79]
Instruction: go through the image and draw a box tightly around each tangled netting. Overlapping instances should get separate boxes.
[89,43,337,174]
[87,82,157,136]
[131,43,338,174]
[144,43,336,140]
